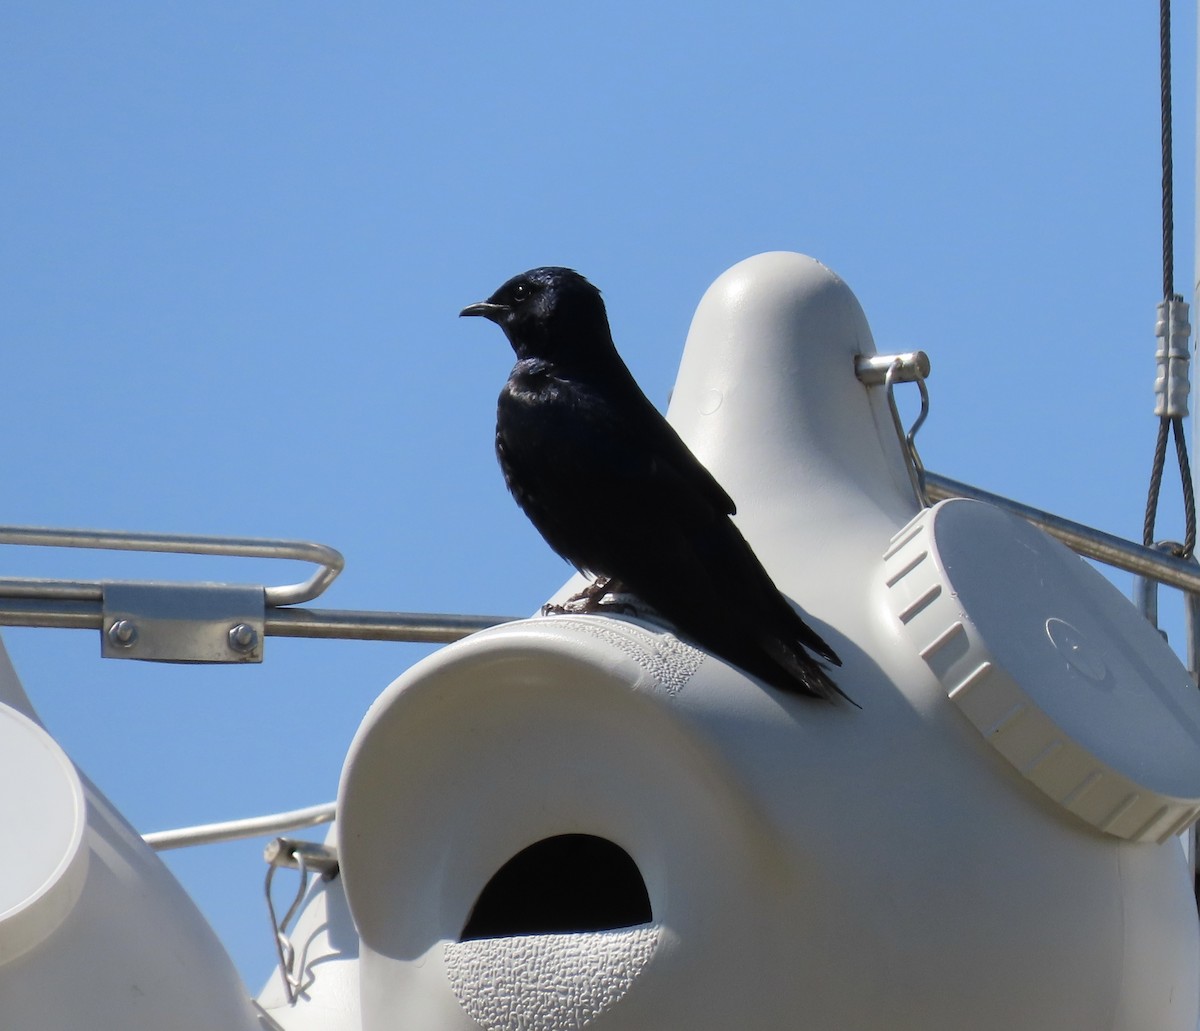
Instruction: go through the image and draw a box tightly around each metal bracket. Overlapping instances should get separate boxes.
[102,582,265,663]
[0,524,341,662]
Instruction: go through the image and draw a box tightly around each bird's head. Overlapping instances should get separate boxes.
[460,267,613,364]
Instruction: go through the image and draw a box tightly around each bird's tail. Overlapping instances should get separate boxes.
[757,632,857,706]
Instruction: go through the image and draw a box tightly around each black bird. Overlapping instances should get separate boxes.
[460,267,848,703]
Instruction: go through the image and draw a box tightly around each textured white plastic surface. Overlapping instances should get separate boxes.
[444,926,661,1031]
[0,702,88,963]
[885,499,1200,842]
[338,253,1200,1031]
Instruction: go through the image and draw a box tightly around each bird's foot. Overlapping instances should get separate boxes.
[570,577,618,611]
[541,577,643,617]
[539,580,607,616]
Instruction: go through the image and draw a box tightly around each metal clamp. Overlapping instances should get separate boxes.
[102,582,266,663]
[1154,298,1192,418]
[265,837,340,1005]
[0,525,343,663]
[856,351,931,507]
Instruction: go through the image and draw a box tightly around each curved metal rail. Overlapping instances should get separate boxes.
[0,477,1196,653]
[0,525,343,606]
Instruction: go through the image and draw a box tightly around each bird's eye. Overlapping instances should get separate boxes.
[511,282,531,302]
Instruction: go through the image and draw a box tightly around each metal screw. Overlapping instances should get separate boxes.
[228,623,259,654]
[107,619,138,648]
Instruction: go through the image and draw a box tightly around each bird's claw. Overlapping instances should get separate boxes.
[540,577,635,617]
[570,576,618,611]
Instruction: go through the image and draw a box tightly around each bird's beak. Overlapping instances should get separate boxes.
[459,301,508,322]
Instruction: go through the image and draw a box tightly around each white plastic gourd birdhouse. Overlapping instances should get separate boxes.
[337,252,1200,1030]
[0,640,263,1031]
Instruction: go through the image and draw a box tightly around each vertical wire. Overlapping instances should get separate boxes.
[1143,0,1195,560]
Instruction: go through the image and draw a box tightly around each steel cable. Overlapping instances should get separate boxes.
[1143,0,1196,559]
[1160,0,1175,301]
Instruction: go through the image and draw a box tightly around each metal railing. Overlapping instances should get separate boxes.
[0,525,515,660]
[0,525,343,606]
[0,475,1196,654]
[0,599,513,644]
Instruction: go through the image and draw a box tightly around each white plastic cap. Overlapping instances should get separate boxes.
[885,499,1200,841]
[0,702,88,963]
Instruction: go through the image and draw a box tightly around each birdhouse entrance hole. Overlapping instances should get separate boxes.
[460,834,652,941]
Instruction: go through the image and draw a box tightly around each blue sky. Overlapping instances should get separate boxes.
[2,1,1196,988]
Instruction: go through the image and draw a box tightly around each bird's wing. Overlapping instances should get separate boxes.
[594,387,845,668]
[611,382,736,518]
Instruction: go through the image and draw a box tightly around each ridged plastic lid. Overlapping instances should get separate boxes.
[0,703,88,963]
[884,499,1200,842]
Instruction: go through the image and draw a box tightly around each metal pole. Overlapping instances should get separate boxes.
[143,801,337,851]
[264,607,515,643]
[0,598,516,643]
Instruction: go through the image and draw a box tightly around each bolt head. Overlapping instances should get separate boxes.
[107,620,138,648]
[228,623,260,654]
